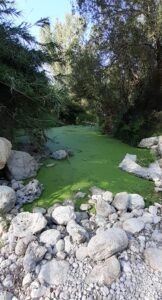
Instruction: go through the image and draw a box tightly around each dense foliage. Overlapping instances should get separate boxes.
[0,0,61,145]
[71,0,162,144]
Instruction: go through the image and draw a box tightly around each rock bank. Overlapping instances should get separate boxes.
[0,187,162,300]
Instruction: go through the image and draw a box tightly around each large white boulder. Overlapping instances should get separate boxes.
[119,155,150,179]
[138,137,158,149]
[0,186,16,213]
[7,150,38,180]
[38,259,69,285]
[52,205,76,225]
[86,256,120,286]
[144,248,162,272]
[119,154,162,182]
[148,161,162,182]
[0,137,12,170]
[88,228,128,261]
[9,212,47,237]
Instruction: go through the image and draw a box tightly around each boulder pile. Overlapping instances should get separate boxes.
[0,137,39,181]
[119,152,162,192]
[138,136,162,157]
[0,187,162,300]
[0,179,43,209]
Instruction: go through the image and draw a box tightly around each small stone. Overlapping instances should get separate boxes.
[40,229,61,246]
[95,214,107,227]
[15,239,27,256]
[149,206,158,216]
[123,218,144,234]
[120,212,134,222]
[139,213,153,224]
[38,259,69,285]
[3,275,14,289]
[102,191,113,203]
[31,287,47,299]
[90,186,104,195]
[55,239,65,252]
[96,199,115,217]
[144,248,162,271]
[88,228,128,261]
[75,192,86,199]
[23,241,47,273]
[22,273,32,287]
[87,256,120,286]
[67,220,89,243]
[0,186,16,213]
[76,246,89,261]
[152,230,162,242]
[121,261,132,273]
[64,236,74,254]
[153,216,161,224]
[52,205,76,225]
[33,207,46,214]
[80,203,91,211]
[52,150,67,160]
[109,213,118,223]
[112,192,129,211]
[56,251,67,260]
[128,194,145,210]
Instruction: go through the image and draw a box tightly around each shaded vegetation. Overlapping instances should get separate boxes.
[0,0,62,145]
[70,0,162,144]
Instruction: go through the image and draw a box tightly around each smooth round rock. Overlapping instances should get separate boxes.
[88,228,128,261]
[52,205,76,225]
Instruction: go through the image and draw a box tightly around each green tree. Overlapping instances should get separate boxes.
[0,0,60,144]
[73,0,162,144]
[41,14,90,124]
[40,14,86,79]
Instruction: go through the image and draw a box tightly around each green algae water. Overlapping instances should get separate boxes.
[24,125,158,210]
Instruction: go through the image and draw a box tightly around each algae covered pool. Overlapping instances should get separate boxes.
[24,125,158,210]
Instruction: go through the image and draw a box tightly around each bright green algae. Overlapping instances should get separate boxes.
[23,125,159,211]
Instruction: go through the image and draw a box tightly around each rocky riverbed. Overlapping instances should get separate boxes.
[0,187,162,300]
